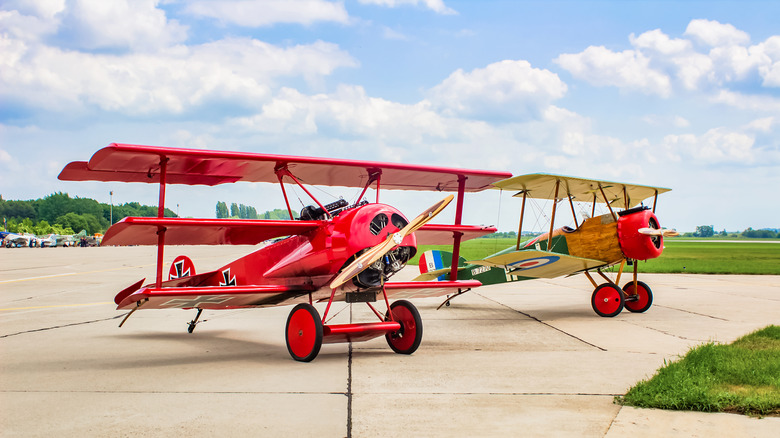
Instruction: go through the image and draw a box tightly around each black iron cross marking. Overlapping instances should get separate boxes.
[171,260,191,279]
[220,268,236,286]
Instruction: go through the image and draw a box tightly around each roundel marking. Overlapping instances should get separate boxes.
[508,255,560,270]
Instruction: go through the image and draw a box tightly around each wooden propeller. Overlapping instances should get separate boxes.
[638,227,679,237]
[329,194,454,289]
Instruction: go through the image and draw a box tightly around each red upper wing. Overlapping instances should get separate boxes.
[102,217,322,246]
[58,143,512,192]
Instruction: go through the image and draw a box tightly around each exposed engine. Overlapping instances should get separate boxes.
[352,245,414,289]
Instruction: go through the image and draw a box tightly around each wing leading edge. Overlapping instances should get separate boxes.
[493,173,671,207]
[59,143,512,192]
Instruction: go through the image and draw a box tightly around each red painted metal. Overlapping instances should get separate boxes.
[591,283,624,317]
[102,217,322,246]
[623,280,653,313]
[286,304,323,361]
[60,144,505,360]
[155,157,168,288]
[449,175,467,281]
[415,224,496,245]
[58,143,512,191]
[617,209,664,260]
[322,322,401,344]
[277,167,331,218]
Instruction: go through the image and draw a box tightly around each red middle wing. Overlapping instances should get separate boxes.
[102,217,323,246]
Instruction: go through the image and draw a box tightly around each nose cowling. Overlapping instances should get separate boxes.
[617,208,664,261]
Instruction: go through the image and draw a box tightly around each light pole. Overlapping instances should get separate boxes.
[110,191,113,225]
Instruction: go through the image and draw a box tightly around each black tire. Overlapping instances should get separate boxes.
[591,283,625,317]
[285,303,324,362]
[385,300,423,355]
[622,281,653,313]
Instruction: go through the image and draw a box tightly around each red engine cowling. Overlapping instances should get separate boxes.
[617,208,664,261]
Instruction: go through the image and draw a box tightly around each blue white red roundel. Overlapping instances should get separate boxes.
[508,256,560,271]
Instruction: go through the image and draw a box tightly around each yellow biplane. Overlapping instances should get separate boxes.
[416,173,678,317]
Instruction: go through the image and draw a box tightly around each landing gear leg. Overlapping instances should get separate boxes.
[187,308,203,333]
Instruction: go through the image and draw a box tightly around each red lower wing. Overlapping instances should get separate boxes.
[116,284,308,310]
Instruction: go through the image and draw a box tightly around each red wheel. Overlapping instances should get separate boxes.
[591,283,624,317]
[623,281,653,313]
[285,303,323,362]
[385,300,423,355]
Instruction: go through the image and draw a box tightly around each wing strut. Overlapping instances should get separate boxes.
[155,157,169,288]
[276,165,332,219]
[448,175,467,281]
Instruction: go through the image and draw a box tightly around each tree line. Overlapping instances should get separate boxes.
[690,225,779,239]
[1,193,176,235]
[215,202,296,220]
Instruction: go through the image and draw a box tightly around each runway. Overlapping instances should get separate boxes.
[1,246,778,437]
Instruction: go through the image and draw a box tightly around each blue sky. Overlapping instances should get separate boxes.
[1,0,779,233]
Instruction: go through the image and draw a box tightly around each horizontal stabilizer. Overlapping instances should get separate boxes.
[470,250,605,279]
[103,217,322,246]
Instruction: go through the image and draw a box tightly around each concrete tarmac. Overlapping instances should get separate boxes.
[1,246,778,437]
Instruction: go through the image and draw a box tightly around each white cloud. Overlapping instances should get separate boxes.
[684,19,750,47]
[358,0,456,15]
[555,45,671,97]
[0,35,357,115]
[56,0,188,51]
[711,90,780,112]
[427,60,567,120]
[745,117,775,133]
[663,128,756,164]
[185,0,349,27]
[557,20,780,96]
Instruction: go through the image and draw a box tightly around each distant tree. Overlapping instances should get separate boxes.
[230,203,239,218]
[742,228,777,238]
[693,225,714,238]
[216,201,229,218]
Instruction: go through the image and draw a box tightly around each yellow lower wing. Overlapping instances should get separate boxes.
[468,250,606,279]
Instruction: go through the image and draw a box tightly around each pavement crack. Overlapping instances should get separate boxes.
[347,305,353,438]
[655,305,729,321]
[0,314,123,338]
[477,292,607,351]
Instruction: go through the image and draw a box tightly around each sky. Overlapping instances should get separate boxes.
[1,0,779,233]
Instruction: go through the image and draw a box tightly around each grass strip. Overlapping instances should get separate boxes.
[616,325,780,416]
[411,239,780,275]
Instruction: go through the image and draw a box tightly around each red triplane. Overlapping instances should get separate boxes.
[59,144,511,361]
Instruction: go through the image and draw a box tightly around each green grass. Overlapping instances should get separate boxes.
[642,240,780,275]
[412,238,780,275]
[616,326,780,416]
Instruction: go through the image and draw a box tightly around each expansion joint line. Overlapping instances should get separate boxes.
[476,292,607,352]
[0,314,124,338]
[346,305,354,438]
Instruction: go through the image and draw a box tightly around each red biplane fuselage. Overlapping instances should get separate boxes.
[61,143,512,361]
